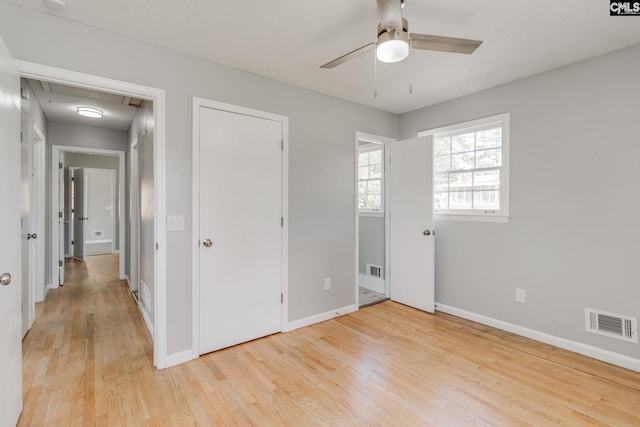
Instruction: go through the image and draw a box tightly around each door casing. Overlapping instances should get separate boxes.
[17,59,169,368]
[191,97,289,359]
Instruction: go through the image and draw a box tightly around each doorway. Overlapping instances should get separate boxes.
[355,132,393,308]
[17,60,168,367]
[355,132,436,313]
[192,98,289,356]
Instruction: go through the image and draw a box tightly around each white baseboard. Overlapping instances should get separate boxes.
[137,299,154,338]
[158,349,198,369]
[359,274,385,293]
[113,249,120,254]
[125,275,132,290]
[436,303,640,373]
[285,304,358,332]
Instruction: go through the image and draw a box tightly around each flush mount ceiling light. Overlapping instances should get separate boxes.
[77,107,103,118]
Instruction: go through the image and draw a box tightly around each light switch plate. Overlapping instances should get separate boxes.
[167,215,185,232]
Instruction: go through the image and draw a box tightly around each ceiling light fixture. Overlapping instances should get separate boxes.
[77,107,103,118]
[376,30,410,63]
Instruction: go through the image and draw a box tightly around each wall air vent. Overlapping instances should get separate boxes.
[92,230,104,238]
[366,263,382,278]
[585,308,638,344]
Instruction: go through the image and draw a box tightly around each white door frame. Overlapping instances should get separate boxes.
[53,148,124,274]
[129,136,141,295]
[191,97,289,358]
[354,132,395,307]
[31,124,46,304]
[17,60,168,368]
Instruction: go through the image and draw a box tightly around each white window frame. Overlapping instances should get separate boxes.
[418,113,510,223]
[357,141,385,216]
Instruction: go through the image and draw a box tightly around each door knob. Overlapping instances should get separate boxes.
[0,273,11,286]
[202,239,213,248]
[423,229,432,236]
[27,233,37,240]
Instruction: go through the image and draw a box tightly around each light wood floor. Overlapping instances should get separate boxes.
[20,255,640,426]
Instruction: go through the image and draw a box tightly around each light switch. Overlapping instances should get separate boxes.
[167,215,185,232]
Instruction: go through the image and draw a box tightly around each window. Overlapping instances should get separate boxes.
[420,113,510,221]
[358,143,384,213]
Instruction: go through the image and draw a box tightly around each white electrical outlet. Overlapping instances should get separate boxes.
[324,278,331,290]
[515,288,526,303]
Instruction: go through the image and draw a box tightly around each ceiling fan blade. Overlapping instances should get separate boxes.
[377,0,403,31]
[410,34,482,54]
[320,43,376,69]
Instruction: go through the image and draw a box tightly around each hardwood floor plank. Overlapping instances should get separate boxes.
[19,254,640,426]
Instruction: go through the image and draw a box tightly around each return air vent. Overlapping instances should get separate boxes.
[585,308,637,344]
[366,263,382,278]
[92,230,104,238]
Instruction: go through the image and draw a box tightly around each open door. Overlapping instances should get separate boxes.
[73,167,86,260]
[389,136,435,313]
[20,111,32,337]
[0,34,24,427]
[58,162,65,283]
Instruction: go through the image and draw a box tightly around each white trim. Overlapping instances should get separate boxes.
[125,275,131,290]
[138,299,154,338]
[285,304,358,332]
[354,132,395,307]
[436,214,510,223]
[32,124,46,306]
[419,112,510,221]
[192,97,289,358]
[17,60,168,369]
[162,349,198,368]
[436,303,640,373]
[85,239,113,244]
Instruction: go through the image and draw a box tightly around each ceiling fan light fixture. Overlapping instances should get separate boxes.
[376,26,410,63]
[77,107,103,118]
[377,39,409,63]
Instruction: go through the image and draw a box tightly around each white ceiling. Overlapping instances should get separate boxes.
[26,78,141,131]
[11,0,640,114]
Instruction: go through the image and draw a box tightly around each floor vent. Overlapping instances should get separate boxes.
[585,308,638,344]
[366,263,382,278]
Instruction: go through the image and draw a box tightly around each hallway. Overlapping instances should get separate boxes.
[20,255,153,426]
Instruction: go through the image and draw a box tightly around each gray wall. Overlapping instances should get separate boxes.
[0,3,399,356]
[49,123,127,151]
[399,44,640,358]
[359,216,385,276]
[64,153,120,251]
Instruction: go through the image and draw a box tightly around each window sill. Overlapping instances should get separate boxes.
[359,211,385,218]
[435,213,510,223]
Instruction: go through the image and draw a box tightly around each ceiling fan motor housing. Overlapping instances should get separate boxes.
[378,18,409,40]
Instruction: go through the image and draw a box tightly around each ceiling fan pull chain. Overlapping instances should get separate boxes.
[409,39,413,94]
[373,48,378,98]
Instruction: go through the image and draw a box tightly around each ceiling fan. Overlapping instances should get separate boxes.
[320,0,483,69]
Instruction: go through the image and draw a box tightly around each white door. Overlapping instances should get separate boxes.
[389,136,435,312]
[58,161,64,283]
[73,168,86,260]
[20,114,32,337]
[0,35,24,427]
[198,106,283,355]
